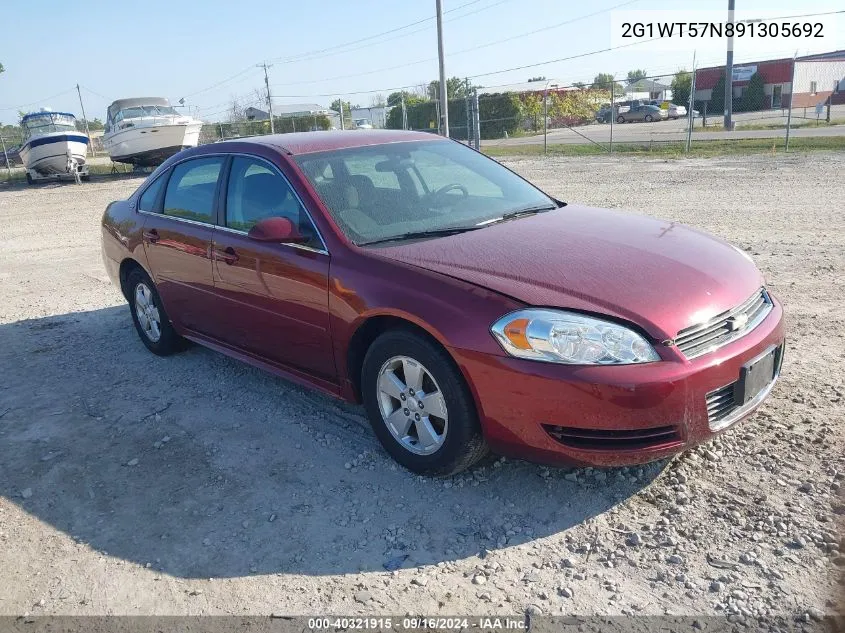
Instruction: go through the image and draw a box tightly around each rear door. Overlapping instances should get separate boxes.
[209,155,335,380]
[140,156,223,334]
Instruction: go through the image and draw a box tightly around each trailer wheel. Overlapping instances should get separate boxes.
[26,173,33,185]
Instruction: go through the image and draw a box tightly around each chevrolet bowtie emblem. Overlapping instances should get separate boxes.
[727,313,749,331]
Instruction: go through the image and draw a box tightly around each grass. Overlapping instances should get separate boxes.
[484,136,845,159]
[700,118,845,132]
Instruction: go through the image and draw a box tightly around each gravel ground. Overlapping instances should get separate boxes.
[0,153,842,620]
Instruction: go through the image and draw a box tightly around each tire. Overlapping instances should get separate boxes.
[645,115,653,122]
[26,173,33,185]
[361,329,489,476]
[126,268,186,356]
[616,115,625,124]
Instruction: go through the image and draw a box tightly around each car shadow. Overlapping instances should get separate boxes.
[0,306,667,579]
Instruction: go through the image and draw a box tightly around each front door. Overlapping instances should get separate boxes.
[210,155,335,380]
[141,156,224,334]
[772,85,783,109]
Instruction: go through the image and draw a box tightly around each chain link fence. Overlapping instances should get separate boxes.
[4,60,844,177]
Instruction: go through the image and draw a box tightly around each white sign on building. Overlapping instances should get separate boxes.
[731,65,758,83]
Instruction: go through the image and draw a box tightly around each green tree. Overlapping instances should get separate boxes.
[626,69,648,84]
[572,81,586,89]
[591,73,623,96]
[709,73,726,113]
[330,99,353,127]
[427,77,475,100]
[387,91,425,107]
[0,62,4,74]
[738,71,765,112]
[670,69,692,107]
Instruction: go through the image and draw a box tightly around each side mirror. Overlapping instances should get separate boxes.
[247,217,307,243]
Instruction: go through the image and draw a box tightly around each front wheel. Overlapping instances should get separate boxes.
[126,269,186,356]
[616,115,625,124]
[361,330,488,476]
[645,115,654,122]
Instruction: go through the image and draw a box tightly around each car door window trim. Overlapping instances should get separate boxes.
[135,151,329,255]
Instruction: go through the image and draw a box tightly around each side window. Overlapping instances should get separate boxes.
[138,174,164,211]
[162,157,223,223]
[225,157,320,246]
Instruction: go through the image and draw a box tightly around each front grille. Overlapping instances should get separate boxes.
[675,289,772,359]
[543,424,681,451]
[706,383,737,425]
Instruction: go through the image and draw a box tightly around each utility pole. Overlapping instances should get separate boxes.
[76,84,95,157]
[338,99,345,130]
[464,77,471,143]
[724,0,735,130]
[435,0,449,137]
[257,62,275,134]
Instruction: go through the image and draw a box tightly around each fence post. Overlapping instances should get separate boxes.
[608,78,614,154]
[472,92,481,150]
[785,53,797,152]
[0,135,12,180]
[686,55,697,153]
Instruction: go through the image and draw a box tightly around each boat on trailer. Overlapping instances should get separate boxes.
[103,97,202,168]
[19,110,90,184]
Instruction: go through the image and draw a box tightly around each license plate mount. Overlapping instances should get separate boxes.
[735,346,778,405]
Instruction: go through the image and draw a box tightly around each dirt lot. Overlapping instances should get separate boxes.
[0,153,842,620]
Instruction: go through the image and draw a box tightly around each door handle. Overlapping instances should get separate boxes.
[214,246,239,265]
[142,229,159,243]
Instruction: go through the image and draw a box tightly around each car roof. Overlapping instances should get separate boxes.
[217,129,445,156]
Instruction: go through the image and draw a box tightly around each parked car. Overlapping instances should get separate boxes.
[595,104,613,123]
[354,118,374,129]
[101,130,785,476]
[616,104,667,123]
[646,100,688,120]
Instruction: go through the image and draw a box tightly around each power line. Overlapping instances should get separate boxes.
[267,0,498,65]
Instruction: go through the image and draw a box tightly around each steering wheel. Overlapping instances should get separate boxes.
[430,183,469,202]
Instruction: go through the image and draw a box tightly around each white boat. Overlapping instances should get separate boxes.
[19,110,89,182]
[103,97,202,167]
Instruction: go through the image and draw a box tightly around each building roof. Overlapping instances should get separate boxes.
[626,78,670,91]
[215,129,443,156]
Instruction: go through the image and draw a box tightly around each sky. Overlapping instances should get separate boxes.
[0,0,842,124]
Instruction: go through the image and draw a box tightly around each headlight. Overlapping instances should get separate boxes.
[491,309,659,365]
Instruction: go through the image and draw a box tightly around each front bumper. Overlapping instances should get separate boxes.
[450,296,785,467]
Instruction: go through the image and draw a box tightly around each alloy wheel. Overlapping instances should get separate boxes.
[376,355,449,455]
[134,282,162,343]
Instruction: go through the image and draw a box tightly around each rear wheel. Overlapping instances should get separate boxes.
[126,269,186,356]
[361,329,488,476]
[645,114,654,122]
[616,115,625,124]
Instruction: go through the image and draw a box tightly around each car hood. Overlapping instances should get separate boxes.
[369,205,764,340]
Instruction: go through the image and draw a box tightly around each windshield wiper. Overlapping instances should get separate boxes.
[475,204,557,227]
[358,225,483,246]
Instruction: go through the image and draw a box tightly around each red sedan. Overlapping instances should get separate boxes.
[101,130,785,475]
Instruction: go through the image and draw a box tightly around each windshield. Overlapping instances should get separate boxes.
[295,140,557,245]
[117,105,180,121]
[23,113,76,135]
